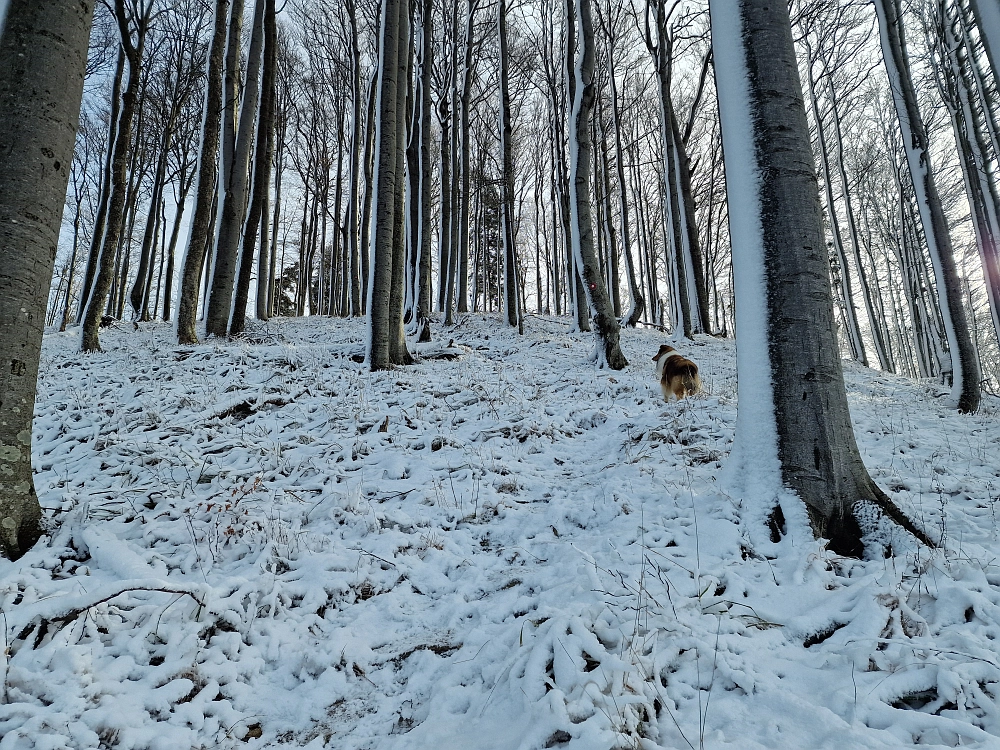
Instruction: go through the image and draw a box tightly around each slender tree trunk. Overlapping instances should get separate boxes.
[207,0,265,337]
[0,0,94,559]
[78,48,124,325]
[457,0,478,313]
[346,0,363,317]
[81,1,148,353]
[499,0,521,330]
[569,0,627,368]
[235,0,278,333]
[130,119,173,320]
[59,199,83,332]
[177,0,229,344]
[607,38,644,326]
[162,173,192,322]
[936,5,1000,350]
[873,0,981,412]
[415,0,434,340]
[803,49,867,363]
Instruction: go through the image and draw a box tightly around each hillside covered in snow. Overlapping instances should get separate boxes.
[2,316,1000,749]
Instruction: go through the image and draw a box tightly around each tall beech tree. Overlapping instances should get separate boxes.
[0,0,95,559]
[568,0,627,368]
[873,0,981,413]
[710,0,933,554]
[176,0,228,345]
[366,0,405,370]
[81,0,154,353]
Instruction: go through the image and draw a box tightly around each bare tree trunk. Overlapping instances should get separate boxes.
[207,0,265,337]
[77,49,124,325]
[389,0,413,364]
[415,0,434,340]
[81,0,150,353]
[177,0,229,344]
[346,0,363,317]
[367,0,402,370]
[162,171,193,322]
[235,0,278,333]
[803,46,867,364]
[711,0,933,554]
[0,0,94,559]
[569,0,627,368]
[499,0,521,331]
[457,0,479,314]
[874,0,981,412]
[934,3,1000,351]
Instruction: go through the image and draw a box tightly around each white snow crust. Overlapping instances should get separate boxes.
[3,316,1000,749]
[707,0,788,538]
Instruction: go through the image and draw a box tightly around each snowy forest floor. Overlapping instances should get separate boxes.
[3,316,1000,749]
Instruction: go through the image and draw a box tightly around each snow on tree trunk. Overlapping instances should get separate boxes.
[0,0,94,558]
[873,0,981,413]
[568,0,626,369]
[711,0,933,555]
[936,6,1000,348]
[967,0,999,79]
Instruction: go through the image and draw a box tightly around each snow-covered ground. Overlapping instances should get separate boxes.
[3,315,1000,749]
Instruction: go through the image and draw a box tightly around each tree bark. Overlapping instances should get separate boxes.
[176,0,229,345]
[81,0,149,352]
[207,0,264,337]
[569,0,627,368]
[711,0,933,555]
[0,0,94,559]
[233,0,277,335]
[873,0,980,413]
[367,0,402,370]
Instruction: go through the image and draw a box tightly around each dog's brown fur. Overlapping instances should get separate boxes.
[652,344,702,401]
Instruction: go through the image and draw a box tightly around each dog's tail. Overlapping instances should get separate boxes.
[681,369,701,396]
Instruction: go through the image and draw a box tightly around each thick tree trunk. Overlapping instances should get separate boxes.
[711,0,933,555]
[367,0,402,370]
[0,0,94,559]
[569,0,626,368]
[388,0,413,364]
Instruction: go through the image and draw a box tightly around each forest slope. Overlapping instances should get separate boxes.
[2,316,1000,749]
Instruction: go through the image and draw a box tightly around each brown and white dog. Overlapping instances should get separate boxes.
[652,344,702,401]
